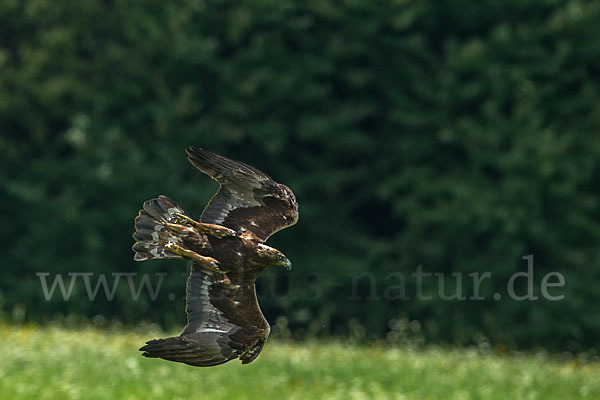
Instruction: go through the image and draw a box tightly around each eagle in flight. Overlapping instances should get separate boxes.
[132,147,298,366]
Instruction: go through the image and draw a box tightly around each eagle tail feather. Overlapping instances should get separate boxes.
[132,195,188,261]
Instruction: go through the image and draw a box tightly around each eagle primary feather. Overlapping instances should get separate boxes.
[187,147,298,241]
[132,147,298,367]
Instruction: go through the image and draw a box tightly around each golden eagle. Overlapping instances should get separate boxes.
[132,147,298,366]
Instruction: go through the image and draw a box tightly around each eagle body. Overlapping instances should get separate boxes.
[132,147,298,366]
[177,230,283,277]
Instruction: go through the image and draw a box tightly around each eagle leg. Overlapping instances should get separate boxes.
[170,213,237,239]
[164,243,228,274]
[162,222,195,237]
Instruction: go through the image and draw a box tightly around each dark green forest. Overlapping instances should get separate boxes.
[2,0,600,352]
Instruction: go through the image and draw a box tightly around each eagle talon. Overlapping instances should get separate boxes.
[169,212,193,225]
[213,227,237,238]
[164,243,226,274]
[209,262,229,274]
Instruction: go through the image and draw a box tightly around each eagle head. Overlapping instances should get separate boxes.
[257,243,292,271]
[276,252,293,271]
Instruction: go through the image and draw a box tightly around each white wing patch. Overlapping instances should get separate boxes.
[198,327,228,334]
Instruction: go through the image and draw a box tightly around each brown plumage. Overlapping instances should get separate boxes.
[132,147,298,367]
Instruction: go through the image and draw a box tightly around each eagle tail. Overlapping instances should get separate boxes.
[132,195,188,261]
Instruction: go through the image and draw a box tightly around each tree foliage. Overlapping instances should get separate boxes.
[2,0,600,351]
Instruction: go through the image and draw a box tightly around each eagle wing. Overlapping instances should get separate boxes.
[139,264,269,366]
[186,147,298,241]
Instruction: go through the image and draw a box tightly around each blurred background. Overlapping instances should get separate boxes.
[2,0,600,359]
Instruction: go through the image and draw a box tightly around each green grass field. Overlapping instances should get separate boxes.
[0,323,598,400]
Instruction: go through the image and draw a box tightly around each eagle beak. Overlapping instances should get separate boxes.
[284,259,292,271]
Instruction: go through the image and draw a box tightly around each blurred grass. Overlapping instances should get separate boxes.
[0,323,598,400]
